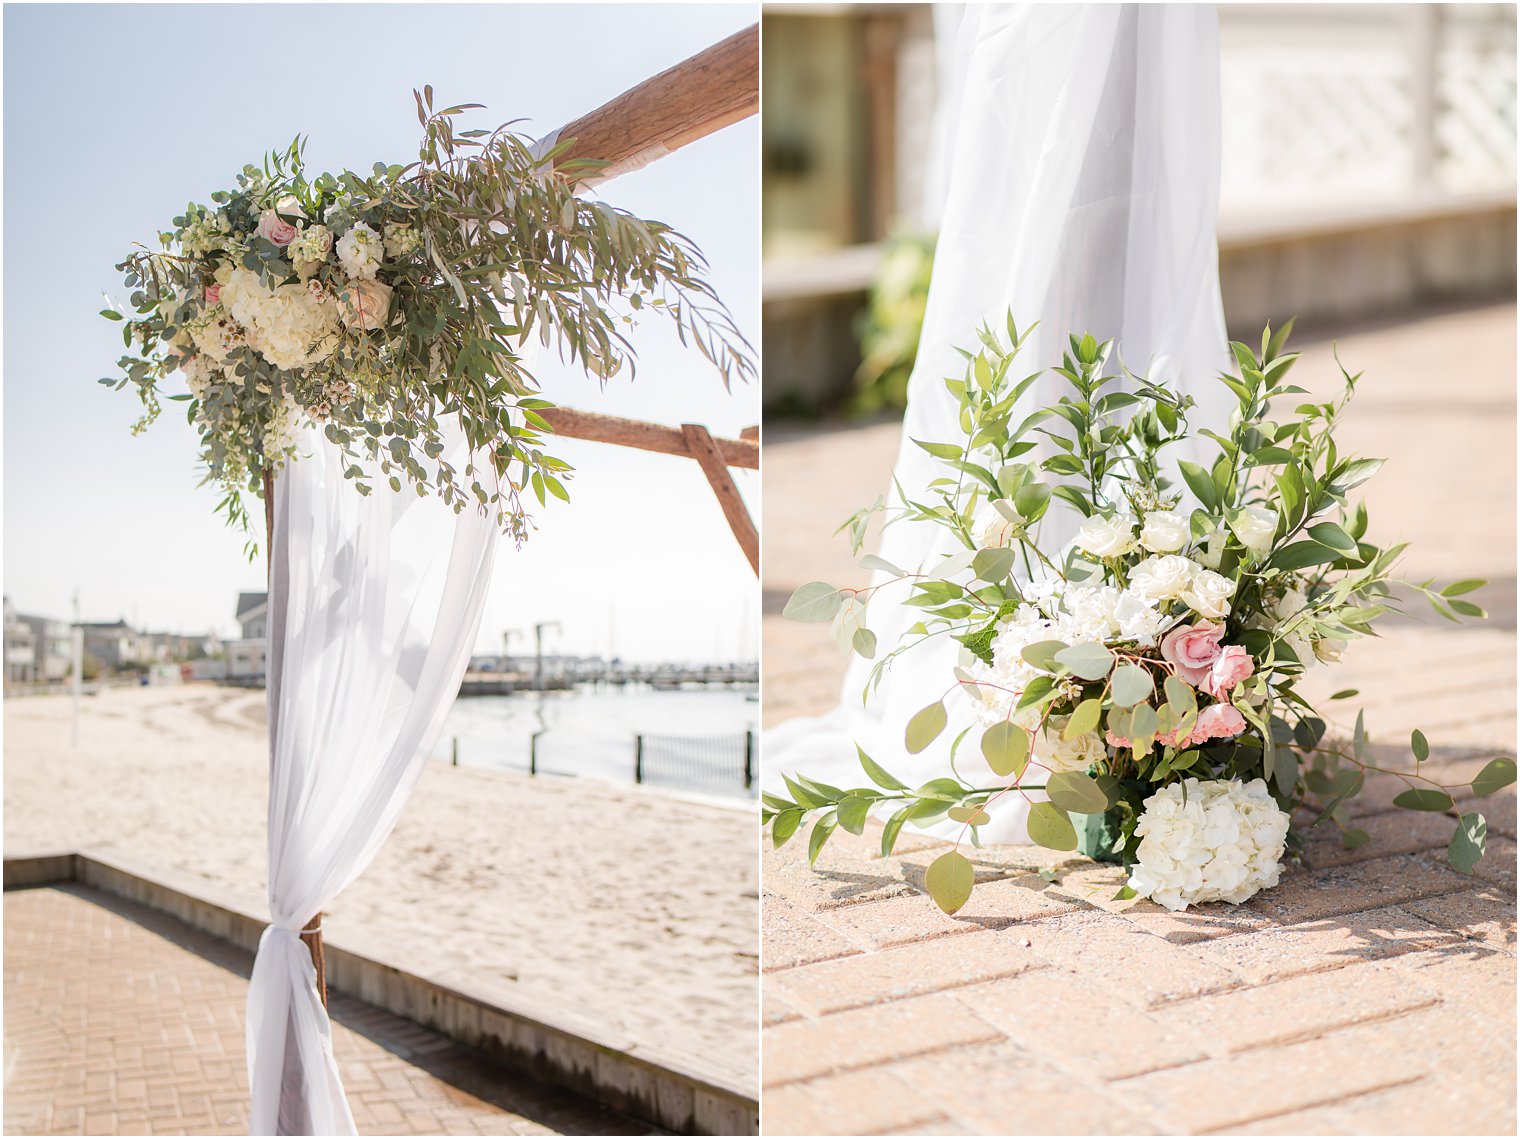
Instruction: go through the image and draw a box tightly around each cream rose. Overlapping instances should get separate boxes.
[1129,554,1199,602]
[1077,512,1138,558]
[338,279,394,331]
[1034,727,1105,775]
[1180,568,1235,619]
[1139,510,1190,554]
[1230,506,1279,557]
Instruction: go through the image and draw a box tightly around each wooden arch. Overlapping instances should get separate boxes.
[272,24,760,1005]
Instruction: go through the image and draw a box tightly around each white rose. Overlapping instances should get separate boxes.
[1077,512,1138,558]
[1127,778,1290,911]
[976,505,1019,550]
[335,222,383,280]
[1129,554,1199,602]
[1313,637,1345,663]
[1196,526,1228,570]
[1139,510,1190,554]
[1180,568,1236,619]
[1035,728,1105,775]
[1230,506,1279,556]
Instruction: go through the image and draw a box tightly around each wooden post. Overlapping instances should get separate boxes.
[554,24,758,176]
[680,424,759,573]
[263,467,328,1009]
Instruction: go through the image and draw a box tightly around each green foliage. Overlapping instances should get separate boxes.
[851,231,935,415]
[104,92,753,551]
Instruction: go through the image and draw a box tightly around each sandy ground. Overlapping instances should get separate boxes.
[2,684,758,1086]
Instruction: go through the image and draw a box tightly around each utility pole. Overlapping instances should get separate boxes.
[70,590,82,747]
[533,621,562,691]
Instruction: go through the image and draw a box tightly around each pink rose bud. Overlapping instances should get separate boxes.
[204,284,221,307]
[1203,645,1255,699]
[1188,703,1247,745]
[1160,620,1226,687]
[257,208,298,246]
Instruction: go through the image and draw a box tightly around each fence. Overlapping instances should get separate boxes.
[636,731,756,797]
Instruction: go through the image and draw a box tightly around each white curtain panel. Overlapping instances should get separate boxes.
[246,418,501,1135]
[766,2,1233,843]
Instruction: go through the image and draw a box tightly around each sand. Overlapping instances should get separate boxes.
[2,684,759,1087]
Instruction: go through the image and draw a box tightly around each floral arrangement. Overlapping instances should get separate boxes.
[769,317,1513,913]
[101,87,753,550]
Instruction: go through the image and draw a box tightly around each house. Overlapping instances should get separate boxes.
[19,614,72,682]
[80,619,148,672]
[4,597,37,685]
[227,591,268,681]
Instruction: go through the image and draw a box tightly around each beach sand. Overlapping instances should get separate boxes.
[2,684,759,1086]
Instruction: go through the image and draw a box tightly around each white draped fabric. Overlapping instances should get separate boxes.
[766,2,1233,843]
[246,419,501,1135]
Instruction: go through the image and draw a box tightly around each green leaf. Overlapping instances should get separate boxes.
[1112,885,1138,902]
[1441,578,1486,597]
[1064,698,1102,740]
[1341,828,1372,850]
[1472,757,1517,797]
[1448,812,1487,874]
[1020,640,1068,672]
[1307,521,1358,552]
[772,809,802,848]
[1110,664,1155,708]
[1177,459,1219,510]
[837,796,872,836]
[807,816,838,866]
[905,701,948,754]
[948,805,992,826]
[972,547,1016,582]
[981,721,1029,778]
[1393,788,1455,812]
[881,807,910,857]
[1270,541,1342,571]
[851,627,878,659]
[1054,641,1115,681]
[858,746,909,791]
[783,582,842,623]
[1045,771,1109,814]
[1410,729,1429,762]
[924,850,976,914]
[1026,801,1078,851]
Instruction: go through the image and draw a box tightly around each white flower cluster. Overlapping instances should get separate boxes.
[1129,554,1236,619]
[1126,777,1290,910]
[288,224,334,279]
[383,222,421,258]
[262,391,304,459]
[336,222,384,280]
[181,208,235,258]
[219,267,341,371]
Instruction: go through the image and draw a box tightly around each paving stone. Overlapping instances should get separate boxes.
[761,893,864,971]
[763,844,919,912]
[1399,885,1517,951]
[760,1067,947,1136]
[1300,808,1461,868]
[3,886,649,1137]
[1017,912,1245,1007]
[769,930,1048,1016]
[1248,854,1474,924]
[955,971,1208,1080]
[1453,786,1516,839]
[883,1042,1163,1135]
[763,993,1003,1087]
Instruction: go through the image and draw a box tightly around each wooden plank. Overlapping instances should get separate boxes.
[553,24,758,177]
[680,424,759,575]
[541,407,758,470]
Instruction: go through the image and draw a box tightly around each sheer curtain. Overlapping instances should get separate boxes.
[246,417,502,1135]
[766,3,1233,843]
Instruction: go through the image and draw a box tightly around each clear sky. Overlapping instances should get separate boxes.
[3,3,759,664]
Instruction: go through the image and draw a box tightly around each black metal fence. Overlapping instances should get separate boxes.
[636,731,755,797]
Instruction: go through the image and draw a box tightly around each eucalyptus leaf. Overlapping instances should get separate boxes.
[924,850,976,914]
[905,701,948,754]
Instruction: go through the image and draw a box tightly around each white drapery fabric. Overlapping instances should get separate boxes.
[766,3,1233,843]
[246,419,501,1135]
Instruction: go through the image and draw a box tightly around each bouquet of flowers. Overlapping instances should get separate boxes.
[769,316,1512,913]
[102,87,752,551]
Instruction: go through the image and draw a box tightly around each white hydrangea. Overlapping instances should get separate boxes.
[188,312,249,362]
[288,224,334,278]
[1127,778,1290,911]
[336,222,384,280]
[383,222,422,258]
[219,267,340,371]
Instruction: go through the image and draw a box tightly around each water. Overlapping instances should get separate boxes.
[434,684,759,797]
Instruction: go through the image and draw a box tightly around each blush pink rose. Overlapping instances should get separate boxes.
[339,279,394,331]
[1106,725,1190,752]
[1188,703,1247,745]
[1160,620,1226,686]
[1203,645,1255,698]
[256,208,298,246]
[204,284,221,307]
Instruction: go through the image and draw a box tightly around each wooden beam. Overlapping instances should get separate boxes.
[540,407,757,470]
[553,24,758,177]
[681,424,759,574]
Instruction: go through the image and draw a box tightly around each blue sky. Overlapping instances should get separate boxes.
[3,3,759,663]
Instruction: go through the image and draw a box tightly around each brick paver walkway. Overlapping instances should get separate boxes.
[3,885,650,1136]
[761,303,1517,1135]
